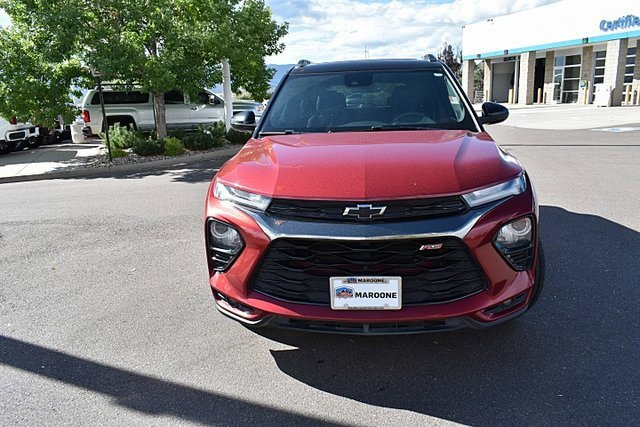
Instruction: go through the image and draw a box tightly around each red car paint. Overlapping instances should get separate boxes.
[216,130,522,200]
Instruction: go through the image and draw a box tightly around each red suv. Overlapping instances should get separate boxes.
[205,58,544,334]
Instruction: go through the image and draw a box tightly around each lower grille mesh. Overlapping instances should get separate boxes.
[251,238,487,305]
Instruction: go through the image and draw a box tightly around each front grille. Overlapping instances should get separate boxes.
[7,131,26,141]
[266,196,468,222]
[252,238,487,306]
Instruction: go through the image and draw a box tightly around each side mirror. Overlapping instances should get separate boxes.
[230,111,256,132]
[479,102,509,125]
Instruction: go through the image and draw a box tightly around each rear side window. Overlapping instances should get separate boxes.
[90,91,149,105]
[164,90,185,104]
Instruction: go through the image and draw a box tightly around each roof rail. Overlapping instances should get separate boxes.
[422,54,438,62]
[296,59,311,68]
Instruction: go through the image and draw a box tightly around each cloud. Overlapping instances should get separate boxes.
[267,0,560,64]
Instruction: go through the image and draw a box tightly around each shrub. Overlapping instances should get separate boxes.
[180,122,227,151]
[111,147,128,158]
[226,128,251,145]
[181,131,215,151]
[132,137,165,156]
[168,129,187,140]
[101,123,139,149]
[163,137,184,156]
[208,121,226,143]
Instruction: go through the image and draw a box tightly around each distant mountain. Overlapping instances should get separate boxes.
[268,64,295,90]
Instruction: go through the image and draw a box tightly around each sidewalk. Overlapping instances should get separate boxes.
[477,103,640,130]
[0,143,242,184]
[0,143,103,179]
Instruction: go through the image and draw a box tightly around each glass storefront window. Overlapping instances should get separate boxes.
[553,54,581,103]
[624,47,636,86]
[565,55,581,66]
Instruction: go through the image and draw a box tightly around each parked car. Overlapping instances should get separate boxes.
[0,116,42,154]
[76,87,261,142]
[206,58,544,334]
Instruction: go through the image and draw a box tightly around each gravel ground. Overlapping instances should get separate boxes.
[76,143,240,169]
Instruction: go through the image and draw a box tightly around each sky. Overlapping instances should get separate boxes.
[266,0,561,64]
[0,9,9,27]
[1,1,561,64]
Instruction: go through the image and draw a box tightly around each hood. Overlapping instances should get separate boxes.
[216,130,523,200]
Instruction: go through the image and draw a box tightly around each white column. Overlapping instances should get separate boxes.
[483,59,492,102]
[518,51,536,105]
[603,38,629,106]
[461,60,475,100]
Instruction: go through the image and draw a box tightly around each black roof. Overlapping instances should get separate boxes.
[289,59,444,75]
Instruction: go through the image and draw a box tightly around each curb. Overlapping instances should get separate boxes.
[0,146,241,184]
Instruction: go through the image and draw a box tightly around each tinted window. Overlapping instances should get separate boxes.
[91,91,149,105]
[164,90,185,104]
[260,69,475,133]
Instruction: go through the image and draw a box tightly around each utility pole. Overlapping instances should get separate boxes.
[222,59,234,132]
[364,45,369,59]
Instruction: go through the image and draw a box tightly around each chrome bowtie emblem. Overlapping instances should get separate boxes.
[343,204,387,219]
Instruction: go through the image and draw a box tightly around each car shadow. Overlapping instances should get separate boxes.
[255,206,640,425]
[0,335,342,426]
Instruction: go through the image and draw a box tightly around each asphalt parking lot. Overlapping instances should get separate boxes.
[1,110,639,425]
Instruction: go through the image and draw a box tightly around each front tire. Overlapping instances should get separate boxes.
[26,137,42,149]
[0,140,14,154]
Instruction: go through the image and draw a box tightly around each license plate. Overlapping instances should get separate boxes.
[330,276,402,310]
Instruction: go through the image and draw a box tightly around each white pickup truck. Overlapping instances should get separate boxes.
[76,87,261,142]
[0,116,41,155]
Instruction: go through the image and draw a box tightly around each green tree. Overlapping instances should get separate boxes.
[0,0,287,137]
[437,42,462,79]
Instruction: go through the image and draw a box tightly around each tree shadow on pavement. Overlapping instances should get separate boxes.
[47,157,230,184]
[257,206,640,426]
[0,335,340,426]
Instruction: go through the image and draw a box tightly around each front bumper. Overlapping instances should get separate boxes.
[206,183,541,333]
[6,126,39,142]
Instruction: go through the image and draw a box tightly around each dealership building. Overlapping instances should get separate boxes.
[461,0,639,106]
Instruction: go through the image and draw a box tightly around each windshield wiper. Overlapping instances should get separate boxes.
[259,130,298,136]
[369,125,433,131]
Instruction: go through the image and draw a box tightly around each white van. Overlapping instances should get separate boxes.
[77,87,261,141]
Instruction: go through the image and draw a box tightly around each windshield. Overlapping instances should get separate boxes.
[259,69,476,134]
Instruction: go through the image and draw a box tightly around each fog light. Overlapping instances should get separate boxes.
[496,217,532,248]
[207,219,244,271]
[494,216,534,271]
[209,220,243,253]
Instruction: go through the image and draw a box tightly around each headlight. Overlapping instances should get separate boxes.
[207,219,244,271]
[462,174,526,207]
[214,181,271,211]
[494,216,535,271]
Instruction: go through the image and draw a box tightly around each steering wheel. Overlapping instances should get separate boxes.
[392,112,428,124]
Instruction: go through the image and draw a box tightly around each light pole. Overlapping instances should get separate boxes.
[91,69,112,162]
